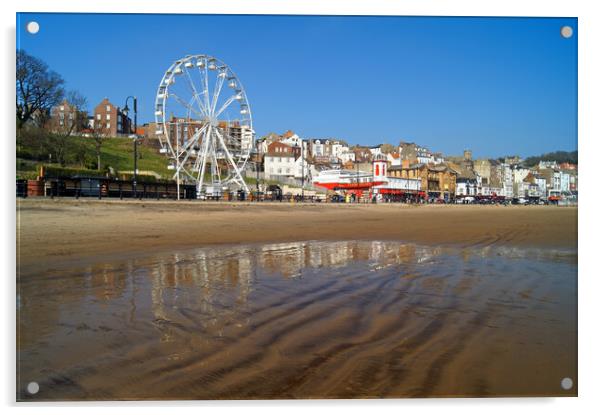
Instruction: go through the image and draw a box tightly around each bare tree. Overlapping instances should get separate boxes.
[90,110,109,171]
[46,91,88,166]
[380,143,396,154]
[16,50,65,130]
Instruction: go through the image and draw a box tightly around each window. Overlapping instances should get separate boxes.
[106,105,111,111]
[59,105,64,111]
[106,123,111,129]
[96,114,101,120]
[59,120,64,126]
[106,114,111,120]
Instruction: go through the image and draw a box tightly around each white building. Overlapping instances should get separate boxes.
[547,171,562,196]
[294,157,318,181]
[387,153,402,166]
[417,151,434,165]
[368,145,382,158]
[373,176,421,197]
[456,180,478,196]
[340,150,356,163]
[330,141,349,159]
[513,167,531,184]
[455,168,479,197]
[264,153,296,178]
[535,175,547,197]
[560,171,571,193]
[512,167,532,197]
[501,163,514,198]
[240,126,254,154]
[310,139,325,157]
[520,173,547,198]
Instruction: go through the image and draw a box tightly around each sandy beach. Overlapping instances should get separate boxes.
[17,199,577,273]
[16,200,578,400]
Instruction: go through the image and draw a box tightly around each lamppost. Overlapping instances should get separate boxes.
[123,96,138,198]
[356,157,360,203]
[301,140,305,201]
[255,141,261,200]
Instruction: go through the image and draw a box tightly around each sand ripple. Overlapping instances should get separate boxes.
[17,241,577,400]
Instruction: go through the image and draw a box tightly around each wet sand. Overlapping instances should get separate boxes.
[16,199,577,273]
[17,241,577,400]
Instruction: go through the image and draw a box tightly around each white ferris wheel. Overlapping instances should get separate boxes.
[154,54,253,195]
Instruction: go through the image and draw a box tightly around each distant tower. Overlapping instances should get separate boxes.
[373,154,387,180]
[464,149,472,161]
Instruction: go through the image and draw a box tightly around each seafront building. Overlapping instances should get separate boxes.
[248,129,577,203]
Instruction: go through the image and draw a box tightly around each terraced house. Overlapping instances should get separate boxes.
[388,160,457,201]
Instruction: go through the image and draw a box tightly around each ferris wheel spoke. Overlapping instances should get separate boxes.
[215,95,237,118]
[179,165,197,182]
[214,128,249,192]
[209,134,220,183]
[183,67,209,117]
[165,120,205,157]
[173,162,193,180]
[197,124,212,191]
[211,72,226,115]
[170,93,205,120]
[198,63,211,113]
[175,125,209,184]
[191,146,204,179]
[176,123,208,158]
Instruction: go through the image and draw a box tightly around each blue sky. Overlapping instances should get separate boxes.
[17,13,577,158]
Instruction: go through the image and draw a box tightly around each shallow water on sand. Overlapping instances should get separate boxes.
[17,240,577,400]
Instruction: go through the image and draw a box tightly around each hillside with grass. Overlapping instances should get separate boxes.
[17,128,172,180]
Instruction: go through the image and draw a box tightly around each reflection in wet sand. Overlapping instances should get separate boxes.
[17,241,577,400]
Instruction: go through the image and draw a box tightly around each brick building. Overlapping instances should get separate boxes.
[388,160,457,201]
[168,116,206,145]
[48,99,85,134]
[93,98,132,137]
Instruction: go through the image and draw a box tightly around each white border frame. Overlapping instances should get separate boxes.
[3,1,601,414]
